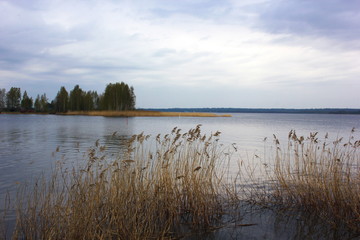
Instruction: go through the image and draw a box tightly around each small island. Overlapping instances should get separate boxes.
[0,83,231,117]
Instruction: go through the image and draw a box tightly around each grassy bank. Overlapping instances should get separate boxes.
[60,110,232,117]
[2,127,360,239]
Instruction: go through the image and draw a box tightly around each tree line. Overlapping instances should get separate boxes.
[0,82,136,113]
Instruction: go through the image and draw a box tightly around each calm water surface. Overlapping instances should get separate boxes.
[1,113,360,239]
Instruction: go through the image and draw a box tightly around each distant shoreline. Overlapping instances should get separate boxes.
[2,108,360,116]
[60,110,231,117]
[0,110,231,117]
[143,108,360,115]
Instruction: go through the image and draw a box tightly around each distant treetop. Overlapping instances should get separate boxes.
[1,82,136,113]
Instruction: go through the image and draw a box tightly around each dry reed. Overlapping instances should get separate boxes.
[265,129,360,231]
[12,125,240,239]
[5,127,360,239]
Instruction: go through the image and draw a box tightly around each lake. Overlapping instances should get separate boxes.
[1,113,360,239]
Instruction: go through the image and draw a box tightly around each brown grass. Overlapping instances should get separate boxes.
[264,129,360,231]
[12,126,240,239]
[60,110,232,117]
[5,127,360,239]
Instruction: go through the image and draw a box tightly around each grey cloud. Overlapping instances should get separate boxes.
[1,22,92,52]
[255,0,360,41]
[0,47,33,67]
[1,0,359,108]
[0,1,104,85]
[0,0,95,51]
[150,0,360,44]
[1,0,49,11]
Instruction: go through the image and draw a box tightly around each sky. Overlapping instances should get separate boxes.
[0,0,360,108]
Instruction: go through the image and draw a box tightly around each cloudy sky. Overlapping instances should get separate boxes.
[1,0,360,108]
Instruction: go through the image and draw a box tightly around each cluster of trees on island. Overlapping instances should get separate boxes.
[0,82,136,113]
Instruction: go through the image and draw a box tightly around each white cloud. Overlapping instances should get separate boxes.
[0,0,359,107]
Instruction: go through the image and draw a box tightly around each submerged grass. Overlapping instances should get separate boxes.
[2,127,360,239]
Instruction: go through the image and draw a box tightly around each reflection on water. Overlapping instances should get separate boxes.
[187,203,359,240]
[1,113,360,239]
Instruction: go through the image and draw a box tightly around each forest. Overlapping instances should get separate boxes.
[0,82,136,113]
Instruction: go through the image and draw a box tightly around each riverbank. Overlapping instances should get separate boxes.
[59,110,232,117]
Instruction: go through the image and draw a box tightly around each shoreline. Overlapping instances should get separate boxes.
[0,110,232,117]
[61,110,232,117]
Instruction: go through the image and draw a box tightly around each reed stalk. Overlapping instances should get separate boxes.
[267,129,360,231]
[12,126,240,239]
[5,127,360,239]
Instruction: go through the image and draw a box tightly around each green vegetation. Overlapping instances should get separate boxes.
[0,82,135,113]
[0,88,5,111]
[55,86,69,113]
[5,87,21,112]
[1,127,359,239]
[20,91,33,111]
[102,82,135,111]
[34,93,49,112]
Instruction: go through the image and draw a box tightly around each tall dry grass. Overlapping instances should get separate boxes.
[12,125,240,239]
[267,129,360,231]
[5,127,360,239]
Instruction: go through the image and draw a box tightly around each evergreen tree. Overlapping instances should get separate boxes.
[129,86,136,110]
[55,86,69,112]
[82,91,99,111]
[2,82,136,113]
[34,95,41,112]
[69,85,84,111]
[21,91,33,111]
[40,93,48,112]
[83,91,93,111]
[103,82,135,111]
[98,93,105,110]
[0,88,6,111]
[6,87,21,111]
